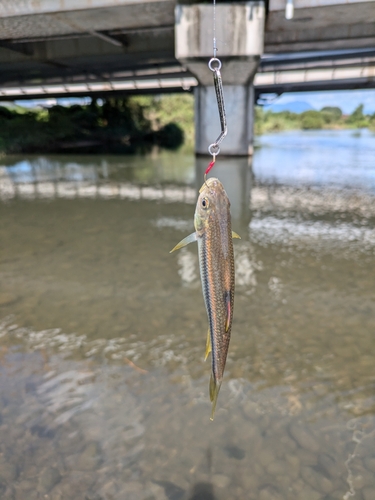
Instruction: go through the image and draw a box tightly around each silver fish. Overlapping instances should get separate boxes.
[171,177,239,419]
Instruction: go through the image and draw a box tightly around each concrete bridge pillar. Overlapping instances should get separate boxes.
[175,2,265,156]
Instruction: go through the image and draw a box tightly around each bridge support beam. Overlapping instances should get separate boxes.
[175,2,265,156]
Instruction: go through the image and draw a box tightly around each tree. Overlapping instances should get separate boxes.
[347,104,368,128]
[320,106,342,123]
[300,110,324,130]
[349,104,364,121]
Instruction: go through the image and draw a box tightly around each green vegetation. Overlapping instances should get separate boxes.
[255,103,375,134]
[320,106,342,122]
[301,110,325,130]
[0,95,194,155]
[345,104,370,128]
[0,94,374,155]
[132,94,195,146]
[254,107,299,134]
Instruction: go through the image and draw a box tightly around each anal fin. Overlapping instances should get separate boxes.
[204,328,211,361]
[225,290,231,332]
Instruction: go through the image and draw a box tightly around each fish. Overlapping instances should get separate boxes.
[170,177,240,420]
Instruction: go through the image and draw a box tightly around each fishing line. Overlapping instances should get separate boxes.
[213,0,217,58]
[204,0,228,182]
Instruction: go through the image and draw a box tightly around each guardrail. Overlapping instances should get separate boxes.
[1,64,375,100]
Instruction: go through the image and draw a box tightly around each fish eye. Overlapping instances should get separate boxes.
[201,197,209,209]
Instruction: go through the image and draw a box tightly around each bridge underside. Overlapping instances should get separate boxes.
[266,0,375,53]
[0,0,177,90]
[0,0,374,98]
[0,48,374,102]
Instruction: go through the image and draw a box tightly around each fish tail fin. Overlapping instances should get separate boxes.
[209,374,222,421]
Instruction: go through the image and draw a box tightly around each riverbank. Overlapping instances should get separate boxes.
[255,104,375,134]
[1,95,374,154]
[0,95,193,155]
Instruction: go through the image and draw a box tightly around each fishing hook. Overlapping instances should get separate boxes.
[204,155,216,185]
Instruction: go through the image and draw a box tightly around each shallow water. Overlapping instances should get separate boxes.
[0,131,375,500]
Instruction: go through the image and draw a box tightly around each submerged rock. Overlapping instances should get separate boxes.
[37,467,62,494]
[289,424,320,453]
[77,441,102,471]
[212,474,230,489]
[259,486,283,500]
[0,459,18,483]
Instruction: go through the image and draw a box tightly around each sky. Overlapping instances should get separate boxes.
[12,97,92,108]
[265,89,375,115]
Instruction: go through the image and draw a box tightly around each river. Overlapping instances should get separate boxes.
[0,129,374,500]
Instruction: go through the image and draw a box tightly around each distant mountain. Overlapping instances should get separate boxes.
[265,101,315,114]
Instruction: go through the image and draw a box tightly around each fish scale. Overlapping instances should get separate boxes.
[199,215,234,377]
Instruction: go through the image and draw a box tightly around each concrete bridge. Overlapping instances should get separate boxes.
[1,0,374,155]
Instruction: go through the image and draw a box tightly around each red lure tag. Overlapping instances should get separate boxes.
[205,157,216,177]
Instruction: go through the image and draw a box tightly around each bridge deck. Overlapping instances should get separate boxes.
[0,0,374,96]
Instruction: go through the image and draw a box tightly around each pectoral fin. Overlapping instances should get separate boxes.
[204,328,211,361]
[169,232,197,253]
[232,231,241,239]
